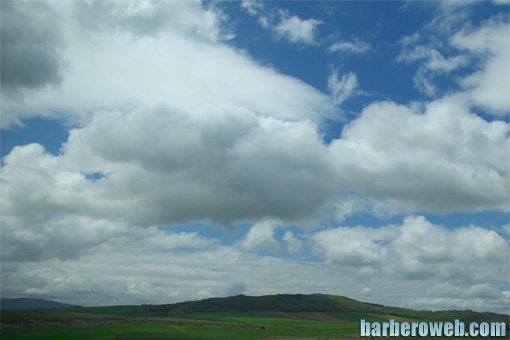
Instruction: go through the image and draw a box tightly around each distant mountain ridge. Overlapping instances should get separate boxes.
[1,297,81,310]
[143,293,509,326]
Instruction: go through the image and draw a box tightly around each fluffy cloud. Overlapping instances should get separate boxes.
[238,219,282,253]
[238,221,304,254]
[311,225,390,267]
[1,105,341,232]
[311,215,509,284]
[274,11,322,45]
[2,215,507,312]
[71,0,224,40]
[2,97,508,250]
[0,1,338,128]
[1,0,508,315]
[330,96,509,215]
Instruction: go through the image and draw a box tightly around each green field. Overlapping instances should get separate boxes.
[0,307,383,339]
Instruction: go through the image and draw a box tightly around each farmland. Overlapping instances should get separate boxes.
[1,308,365,339]
[1,294,508,339]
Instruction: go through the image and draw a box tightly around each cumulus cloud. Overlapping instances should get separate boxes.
[238,219,282,253]
[1,0,508,315]
[312,225,390,267]
[2,96,508,245]
[1,190,218,262]
[311,215,509,283]
[330,96,510,215]
[1,106,341,232]
[2,215,507,312]
[274,10,322,45]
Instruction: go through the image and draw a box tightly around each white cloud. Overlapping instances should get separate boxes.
[274,11,322,45]
[328,40,370,54]
[0,1,339,128]
[2,95,507,243]
[2,215,507,313]
[398,12,509,110]
[463,284,501,300]
[241,0,264,16]
[312,225,390,267]
[1,106,342,231]
[328,71,359,105]
[2,215,217,266]
[452,20,510,114]
[72,0,225,41]
[238,219,282,253]
[240,4,322,46]
[330,95,510,215]
[1,0,508,315]
[312,215,509,284]
[397,46,468,96]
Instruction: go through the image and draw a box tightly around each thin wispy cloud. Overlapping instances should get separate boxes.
[328,40,370,54]
[328,70,359,105]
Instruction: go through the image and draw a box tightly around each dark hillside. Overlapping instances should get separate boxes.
[144,294,379,314]
[142,293,509,327]
[1,298,81,310]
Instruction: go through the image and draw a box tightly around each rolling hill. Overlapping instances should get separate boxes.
[0,297,81,310]
[143,293,509,325]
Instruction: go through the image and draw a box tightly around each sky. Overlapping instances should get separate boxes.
[0,0,509,314]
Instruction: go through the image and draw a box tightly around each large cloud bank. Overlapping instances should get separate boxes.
[1,0,508,312]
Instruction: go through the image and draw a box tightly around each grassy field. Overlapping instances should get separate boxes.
[0,306,389,339]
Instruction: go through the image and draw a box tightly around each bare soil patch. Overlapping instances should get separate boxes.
[263,311,354,323]
[368,313,410,323]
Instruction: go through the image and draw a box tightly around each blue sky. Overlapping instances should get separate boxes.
[1,0,509,313]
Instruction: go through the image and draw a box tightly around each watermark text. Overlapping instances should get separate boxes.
[360,319,506,337]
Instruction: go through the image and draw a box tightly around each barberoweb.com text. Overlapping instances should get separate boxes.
[360,319,507,337]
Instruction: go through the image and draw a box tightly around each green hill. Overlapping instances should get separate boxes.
[143,293,509,326]
[144,294,375,314]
